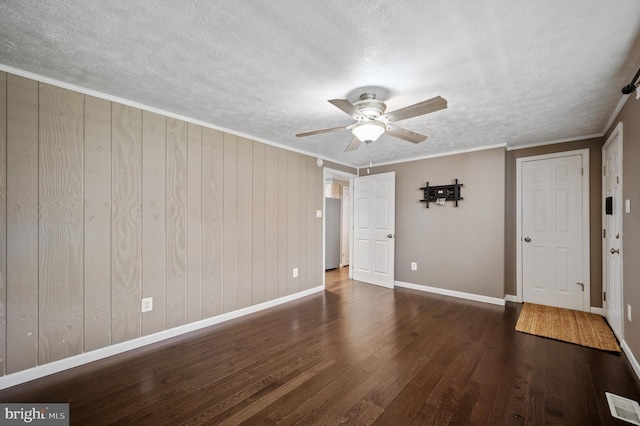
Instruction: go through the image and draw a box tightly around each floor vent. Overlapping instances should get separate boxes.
[606,392,640,425]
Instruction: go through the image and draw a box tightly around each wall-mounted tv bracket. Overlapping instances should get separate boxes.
[420,179,463,208]
[621,67,640,95]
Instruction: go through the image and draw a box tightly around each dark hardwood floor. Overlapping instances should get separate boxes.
[2,268,639,425]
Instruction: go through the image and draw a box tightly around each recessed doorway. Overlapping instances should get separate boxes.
[323,168,356,281]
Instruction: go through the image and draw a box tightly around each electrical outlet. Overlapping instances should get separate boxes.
[293,268,298,278]
[411,262,417,271]
[141,297,153,313]
[628,305,632,322]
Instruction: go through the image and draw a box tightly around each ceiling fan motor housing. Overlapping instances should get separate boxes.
[355,93,386,119]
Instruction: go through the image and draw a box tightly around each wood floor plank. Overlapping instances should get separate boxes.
[1,268,639,425]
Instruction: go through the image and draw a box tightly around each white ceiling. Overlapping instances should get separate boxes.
[1,1,640,167]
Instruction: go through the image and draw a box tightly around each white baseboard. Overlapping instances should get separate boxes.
[395,281,505,306]
[504,294,518,303]
[622,340,640,381]
[590,307,605,315]
[0,285,324,390]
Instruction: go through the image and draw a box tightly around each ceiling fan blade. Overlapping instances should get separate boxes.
[344,136,362,152]
[296,125,348,138]
[328,99,365,120]
[381,96,447,123]
[386,124,428,144]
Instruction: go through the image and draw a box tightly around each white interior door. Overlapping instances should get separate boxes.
[341,186,350,266]
[353,172,395,288]
[520,153,588,311]
[603,124,623,339]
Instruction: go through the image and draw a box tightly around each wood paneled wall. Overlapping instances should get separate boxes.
[0,72,324,376]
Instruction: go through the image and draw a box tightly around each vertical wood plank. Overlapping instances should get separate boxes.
[307,157,318,290]
[278,149,288,297]
[6,75,39,373]
[84,95,112,351]
[287,152,301,295]
[187,123,202,322]
[315,162,323,286]
[236,137,253,309]
[111,103,142,344]
[141,111,166,335]
[252,141,266,304]
[38,83,84,365]
[264,145,279,301]
[166,118,188,328]
[201,128,224,318]
[0,71,6,375]
[298,156,308,290]
[223,133,238,313]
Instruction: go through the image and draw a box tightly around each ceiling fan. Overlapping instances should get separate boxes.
[296,93,447,151]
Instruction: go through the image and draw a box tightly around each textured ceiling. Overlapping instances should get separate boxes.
[1,1,640,167]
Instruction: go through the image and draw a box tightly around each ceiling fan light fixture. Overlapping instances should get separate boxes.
[351,120,386,142]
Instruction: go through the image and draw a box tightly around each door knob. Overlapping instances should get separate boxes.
[524,236,531,243]
[387,234,394,238]
[610,248,620,254]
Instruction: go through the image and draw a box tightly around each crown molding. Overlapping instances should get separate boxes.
[506,133,604,151]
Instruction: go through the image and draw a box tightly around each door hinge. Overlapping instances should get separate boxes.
[603,166,606,176]
[603,229,606,238]
[617,175,620,184]
[581,167,584,176]
[604,291,607,302]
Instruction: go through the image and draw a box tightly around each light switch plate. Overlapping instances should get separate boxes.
[316,210,322,218]
[626,199,631,214]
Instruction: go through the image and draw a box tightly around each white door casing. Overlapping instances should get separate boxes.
[353,172,395,288]
[603,122,623,340]
[341,186,350,266]
[517,150,590,311]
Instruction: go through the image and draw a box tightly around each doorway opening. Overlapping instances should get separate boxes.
[323,168,356,283]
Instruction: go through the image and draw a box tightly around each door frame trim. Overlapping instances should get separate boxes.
[515,148,590,310]
[602,122,623,338]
